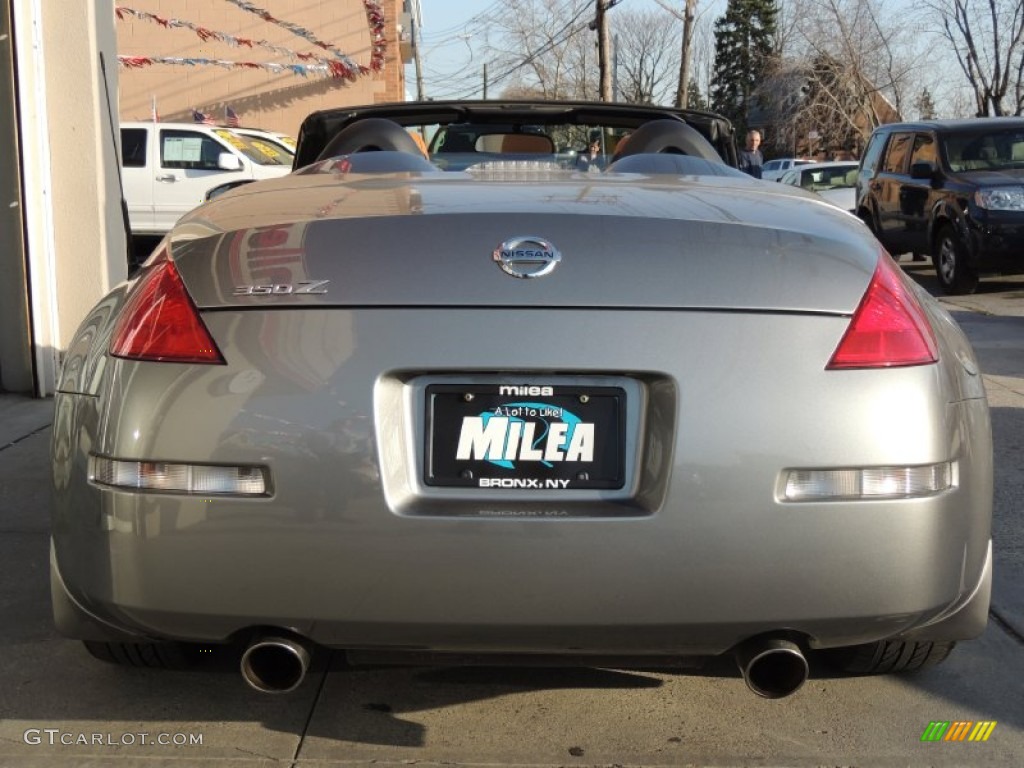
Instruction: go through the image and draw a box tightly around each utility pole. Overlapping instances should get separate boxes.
[483,62,488,100]
[675,0,697,108]
[596,0,612,101]
[612,33,619,102]
[412,0,425,100]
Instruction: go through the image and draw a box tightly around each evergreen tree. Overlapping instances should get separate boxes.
[915,87,938,120]
[709,0,779,136]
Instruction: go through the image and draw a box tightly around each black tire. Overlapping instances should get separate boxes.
[83,640,197,670]
[933,225,979,295]
[857,210,877,236]
[825,639,956,676]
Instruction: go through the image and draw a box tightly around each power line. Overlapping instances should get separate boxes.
[418,1,504,42]
[417,0,635,101]
[441,2,596,99]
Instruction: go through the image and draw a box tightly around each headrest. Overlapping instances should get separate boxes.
[611,119,722,163]
[317,118,425,160]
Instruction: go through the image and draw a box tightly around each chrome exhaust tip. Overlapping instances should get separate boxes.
[240,635,311,694]
[735,636,809,699]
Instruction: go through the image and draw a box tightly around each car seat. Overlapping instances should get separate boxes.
[437,131,477,153]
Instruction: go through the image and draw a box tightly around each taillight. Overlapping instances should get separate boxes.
[826,251,938,369]
[110,248,225,364]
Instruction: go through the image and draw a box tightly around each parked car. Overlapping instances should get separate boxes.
[53,101,991,701]
[762,157,813,182]
[779,161,859,212]
[120,122,292,237]
[856,118,1024,294]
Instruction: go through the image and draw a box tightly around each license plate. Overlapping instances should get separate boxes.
[426,384,625,490]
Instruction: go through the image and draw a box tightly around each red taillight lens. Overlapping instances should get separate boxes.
[826,251,938,369]
[110,250,225,364]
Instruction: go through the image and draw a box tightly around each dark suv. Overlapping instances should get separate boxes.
[856,118,1024,294]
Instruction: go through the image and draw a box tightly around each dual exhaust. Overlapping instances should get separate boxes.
[239,632,809,699]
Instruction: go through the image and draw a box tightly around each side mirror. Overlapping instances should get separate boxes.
[217,152,243,171]
[910,161,936,180]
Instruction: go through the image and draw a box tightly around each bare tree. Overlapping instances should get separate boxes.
[689,8,718,107]
[764,0,923,154]
[654,0,712,108]
[476,0,683,105]
[478,0,597,100]
[773,0,808,55]
[947,83,982,116]
[614,8,683,104]
[921,0,1024,115]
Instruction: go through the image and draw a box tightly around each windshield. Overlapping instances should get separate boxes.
[945,129,1024,172]
[237,131,296,159]
[212,129,291,166]
[798,164,858,190]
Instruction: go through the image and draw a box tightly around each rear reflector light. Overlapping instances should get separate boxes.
[91,457,267,496]
[782,463,953,501]
[827,251,938,369]
[110,248,225,364]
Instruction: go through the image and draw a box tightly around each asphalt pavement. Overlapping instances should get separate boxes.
[1,269,1022,767]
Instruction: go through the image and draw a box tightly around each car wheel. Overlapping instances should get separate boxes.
[825,639,956,675]
[83,640,197,670]
[933,226,979,295]
[857,210,876,236]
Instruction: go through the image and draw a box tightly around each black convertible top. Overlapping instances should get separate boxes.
[293,100,738,170]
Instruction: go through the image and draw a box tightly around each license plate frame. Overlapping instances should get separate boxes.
[425,384,625,490]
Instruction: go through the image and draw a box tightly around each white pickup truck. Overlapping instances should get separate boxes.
[120,122,292,236]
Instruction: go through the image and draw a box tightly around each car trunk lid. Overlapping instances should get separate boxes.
[171,173,877,315]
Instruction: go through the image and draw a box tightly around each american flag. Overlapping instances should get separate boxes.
[225,106,240,128]
[192,109,215,125]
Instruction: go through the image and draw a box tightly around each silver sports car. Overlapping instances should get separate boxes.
[51,102,992,699]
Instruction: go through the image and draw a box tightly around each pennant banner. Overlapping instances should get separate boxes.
[118,55,349,80]
[115,1,386,80]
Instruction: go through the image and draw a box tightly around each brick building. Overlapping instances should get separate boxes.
[115,0,413,138]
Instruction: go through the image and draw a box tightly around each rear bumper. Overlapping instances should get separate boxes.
[51,530,993,654]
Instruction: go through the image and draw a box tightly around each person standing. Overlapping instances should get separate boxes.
[739,129,764,178]
[577,131,605,171]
